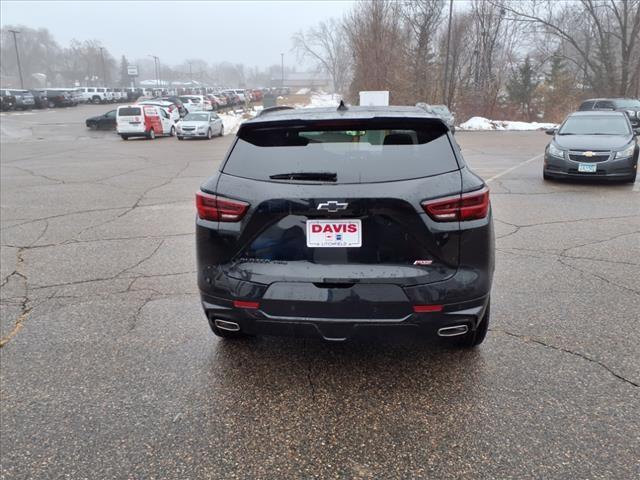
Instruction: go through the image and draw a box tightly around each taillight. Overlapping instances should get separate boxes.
[422,187,490,222]
[233,300,259,309]
[195,191,249,222]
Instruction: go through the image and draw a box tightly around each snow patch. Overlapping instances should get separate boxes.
[296,88,311,95]
[303,93,342,109]
[218,107,260,135]
[459,116,557,131]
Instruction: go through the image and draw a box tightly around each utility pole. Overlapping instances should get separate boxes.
[442,0,454,106]
[149,55,160,89]
[281,53,284,88]
[188,62,193,83]
[99,47,107,86]
[8,30,25,89]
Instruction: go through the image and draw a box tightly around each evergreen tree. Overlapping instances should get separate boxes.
[506,56,539,121]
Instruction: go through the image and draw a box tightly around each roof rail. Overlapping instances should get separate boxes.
[257,105,295,117]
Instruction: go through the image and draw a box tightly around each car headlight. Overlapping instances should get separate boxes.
[626,110,636,118]
[615,143,635,159]
[548,143,564,158]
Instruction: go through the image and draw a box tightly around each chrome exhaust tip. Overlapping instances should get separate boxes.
[437,325,469,337]
[214,319,241,332]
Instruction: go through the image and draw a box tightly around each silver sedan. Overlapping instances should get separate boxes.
[176,112,224,140]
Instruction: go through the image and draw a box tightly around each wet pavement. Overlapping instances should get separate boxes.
[1,105,639,479]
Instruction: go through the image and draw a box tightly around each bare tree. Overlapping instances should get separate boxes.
[500,0,640,96]
[400,0,445,101]
[344,0,407,102]
[292,18,352,93]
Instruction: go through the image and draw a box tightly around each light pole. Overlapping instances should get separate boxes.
[8,30,24,89]
[188,62,193,84]
[442,0,453,106]
[280,53,284,88]
[99,47,107,86]
[148,55,160,89]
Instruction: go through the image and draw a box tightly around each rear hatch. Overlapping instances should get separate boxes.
[117,106,144,129]
[202,116,463,318]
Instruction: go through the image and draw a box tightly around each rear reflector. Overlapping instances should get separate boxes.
[413,305,444,313]
[233,300,259,309]
[196,191,249,222]
[422,187,490,222]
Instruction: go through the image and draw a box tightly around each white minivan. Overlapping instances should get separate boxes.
[116,105,176,140]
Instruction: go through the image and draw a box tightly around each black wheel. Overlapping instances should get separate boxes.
[148,129,155,140]
[207,128,213,140]
[92,96,101,105]
[207,317,250,339]
[120,135,128,140]
[454,302,490,348]
[89,123,98,130]
[177,136,184,140]
[219,125,224,137]
[170,126,176,137]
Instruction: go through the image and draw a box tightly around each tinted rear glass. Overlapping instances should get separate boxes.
[224,120,458,183]
[118,107,141,116]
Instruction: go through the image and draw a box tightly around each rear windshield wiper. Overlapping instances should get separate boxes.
[269,172,337,182]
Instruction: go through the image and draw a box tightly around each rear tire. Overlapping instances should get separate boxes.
[148,129,155,140]
[120,135,128,140]
[454,302,490,348]
[170,126,176,137]
[219,125,224,137]
[207,317,250,339]
[177,136,184,140]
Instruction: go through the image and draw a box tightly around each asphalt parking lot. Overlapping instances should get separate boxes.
[1,105,639,479]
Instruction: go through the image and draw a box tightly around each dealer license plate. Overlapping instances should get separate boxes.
[306,219,362,248]
[578,163,597,173]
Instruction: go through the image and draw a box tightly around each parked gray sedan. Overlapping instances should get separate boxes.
[176,112,224,140]
[543,111,638,182]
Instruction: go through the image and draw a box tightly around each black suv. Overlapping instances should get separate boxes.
[1,89,16,111]
[579,98,640,128]
[196,105,494,347]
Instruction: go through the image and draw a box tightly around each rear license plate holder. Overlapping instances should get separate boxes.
[306,219,362,248]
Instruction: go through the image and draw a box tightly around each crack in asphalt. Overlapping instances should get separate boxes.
[493,329,639,388]
[0,248,31,348]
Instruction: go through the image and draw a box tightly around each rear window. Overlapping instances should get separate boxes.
[224,120,458,183]
[118,107,141,116]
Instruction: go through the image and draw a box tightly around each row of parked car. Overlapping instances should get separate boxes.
[1,85,275,112]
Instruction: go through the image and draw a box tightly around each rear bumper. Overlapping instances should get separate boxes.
[201,292,489,341]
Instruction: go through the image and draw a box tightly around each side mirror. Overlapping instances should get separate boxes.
[634,128,640,136]
[545,128,556,135]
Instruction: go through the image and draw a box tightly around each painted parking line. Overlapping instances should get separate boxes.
[486,153,544,183]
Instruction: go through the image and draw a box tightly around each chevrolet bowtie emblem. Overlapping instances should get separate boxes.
[584,151,594,157]
[317,201,348,212]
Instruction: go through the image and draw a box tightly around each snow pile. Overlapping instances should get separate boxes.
[459,116,557,131]
[219,107,259,135]
[303,93,342,108]
[296,88,311,95]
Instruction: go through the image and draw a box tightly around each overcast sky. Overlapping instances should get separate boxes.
[1,0,355,68]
